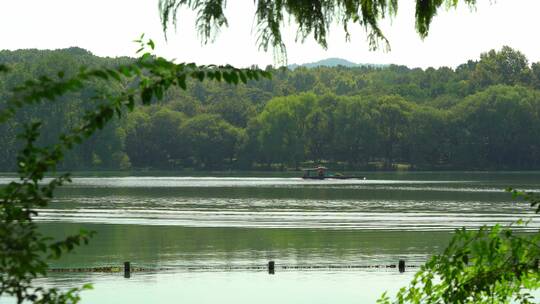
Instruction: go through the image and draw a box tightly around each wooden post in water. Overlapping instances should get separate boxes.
[268,261,275,274]
[398,260,405,273]
[124,261,131,278]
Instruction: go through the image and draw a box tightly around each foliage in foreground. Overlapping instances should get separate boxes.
[159,0,478,59]
[0,38,269,303]
[378,190,540,304]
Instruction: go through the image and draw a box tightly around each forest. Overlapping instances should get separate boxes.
[1,46,539,171]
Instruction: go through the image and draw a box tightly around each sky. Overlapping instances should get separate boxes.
[1,0,539,69]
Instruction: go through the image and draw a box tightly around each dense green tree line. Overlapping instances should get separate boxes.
[1,46,539,171]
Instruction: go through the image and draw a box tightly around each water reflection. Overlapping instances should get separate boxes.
[0,270,415,304]
[41,224,446,269]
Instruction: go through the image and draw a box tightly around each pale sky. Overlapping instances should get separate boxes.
[1,0,539,69]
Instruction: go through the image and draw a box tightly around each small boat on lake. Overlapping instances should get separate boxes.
[301,167,366,180]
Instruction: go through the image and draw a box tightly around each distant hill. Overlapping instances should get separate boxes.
[288,57,387,69]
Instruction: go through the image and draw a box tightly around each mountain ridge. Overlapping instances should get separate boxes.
[288,57,387,69]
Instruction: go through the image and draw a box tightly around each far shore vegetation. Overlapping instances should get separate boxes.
[1,46,540,172]
[2,0,540,302]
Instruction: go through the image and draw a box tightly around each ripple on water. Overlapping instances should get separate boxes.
[3,176,539,230]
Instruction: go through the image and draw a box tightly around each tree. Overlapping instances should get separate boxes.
[405,106,449,168]
[152,109,188,164]
[305,107,332,161]
[125,110,157,168]
[206,97,256,128]
[451,85,540,169]
[471,46,532,89]
[332,96,378,166]
[373,95,412,168]
[254,93,317,167]
[181,114,245,168]
[532,62,540,90]
[254,96,302,166]
[125,108,188,168]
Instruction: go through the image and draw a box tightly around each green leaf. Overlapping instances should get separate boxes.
[238,71,247,83]
[126,96,135,111]
[141,87,153,104]
[106,69,121,81]
[147,39,155,50]
[192,71,205,81]
[177,74,187,90]
[92,70,109,80]
[154,86,164,100]
[0,64,9,73]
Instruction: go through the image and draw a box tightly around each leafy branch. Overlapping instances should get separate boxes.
[378,190,540,304]
[158,0,480,63]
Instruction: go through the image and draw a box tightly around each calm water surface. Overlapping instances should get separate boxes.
[1,172,539,303]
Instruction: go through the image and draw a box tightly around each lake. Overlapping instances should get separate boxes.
[1,171,540,303]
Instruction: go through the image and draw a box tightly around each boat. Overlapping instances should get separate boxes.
[301,167,366,180]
